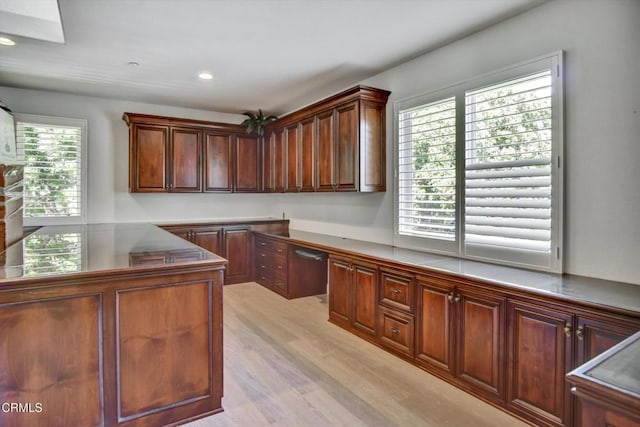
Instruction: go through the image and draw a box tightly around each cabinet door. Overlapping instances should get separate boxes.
[204,132,233,192]
[507,301,573,426]
[234,135,260,192]
[379,268,414,314]
[274,129,286,192]
[328,256,352,328]
[415,276,455,374]
[359,101,386,192]
[335,102,359,191]
[131,124,168,192]
[223,227,251,284]
[575,316,638,365]
[285,124,301,192]
[262,131,275,192]
[457,287,506,400]
[316,109,335,191]
[193,227,223,255]
[300,117,316,191]
[170,127,201,192]
[351,261,378,336]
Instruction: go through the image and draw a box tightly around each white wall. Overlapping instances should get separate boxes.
[362,0,640,284]
[1,0,639,284]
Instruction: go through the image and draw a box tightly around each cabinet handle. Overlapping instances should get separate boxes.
[564,325,572,337]
[390,287,401,294]
[390,327,399,335]
[454,295,461,303]
[277,265,283,270]
[260,242,267,246]
[576,326,584,340]
[447,293,454,303]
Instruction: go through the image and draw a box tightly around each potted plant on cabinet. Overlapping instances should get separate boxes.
[240,109,277,136]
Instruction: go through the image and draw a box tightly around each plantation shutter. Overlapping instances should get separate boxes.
[464,70,554,259]
[398,97,456,241]
[15,120,83,220]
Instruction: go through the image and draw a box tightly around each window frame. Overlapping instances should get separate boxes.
[14,113,88,226]
[393,52,564,272]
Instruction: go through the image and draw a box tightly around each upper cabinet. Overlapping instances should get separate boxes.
[266,85,390,193]
[124,85,390,194]
[124,113,246,193]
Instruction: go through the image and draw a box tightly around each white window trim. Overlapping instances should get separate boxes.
[14,113,88,226]
[393,51,564,273]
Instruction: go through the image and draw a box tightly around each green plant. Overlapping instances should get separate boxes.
[240,109,277,136]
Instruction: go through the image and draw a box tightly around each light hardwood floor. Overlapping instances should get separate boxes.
[184,282,526,427]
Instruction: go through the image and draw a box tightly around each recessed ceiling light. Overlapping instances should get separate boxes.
[127,61,140,67]
[0,37,16,46]
[198,72,214,80]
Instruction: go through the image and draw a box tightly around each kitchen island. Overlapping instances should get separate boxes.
[0,223,227,427]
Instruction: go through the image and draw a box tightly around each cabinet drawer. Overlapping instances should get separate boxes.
[378,307,414,358]
[255,236,272,250]
[271,241,287,256]
[380,269,414,313]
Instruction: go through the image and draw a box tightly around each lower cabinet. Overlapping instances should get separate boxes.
[416,274,506,403]
[328,255,378,338]
[507,300,573,426]
[255,234,289,296]
[327,258,639,427]
[161,224,251,284]
[223,227,252,284]
[507,300,640,427]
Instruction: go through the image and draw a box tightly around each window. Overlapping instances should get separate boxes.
[15,114,87,225]
[395,53,563,272]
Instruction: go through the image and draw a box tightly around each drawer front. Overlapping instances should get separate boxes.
[380,269,414,313]
[255,236,273,251]
[271,241,287,256]
[379,307,415,357]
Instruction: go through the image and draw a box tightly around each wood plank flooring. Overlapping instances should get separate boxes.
[183,282,526,427]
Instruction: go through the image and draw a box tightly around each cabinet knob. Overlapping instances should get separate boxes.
[447,293,454,303]
[576,326,584,340]
[390,287,401,294]
[563,325,572,337]
[390,327,399,335]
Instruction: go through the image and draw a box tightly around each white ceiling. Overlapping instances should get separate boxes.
[0,0,547,115]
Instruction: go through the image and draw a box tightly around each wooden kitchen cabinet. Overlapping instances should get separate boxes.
[377,268,416,358]
[170,127,202,192]
[507,300,574,426]
[574,314,639,366]
[125,86,389,194]
[416,274,506,403]
[254,234,288,296]
[234,135,260,192]
[328,255,378,338]
[161,224,251,284]
[300,117,316,191]
[223,227,252,284]
[125,121,202,193]
[261,129,286,193]
[335,101,359,191]
[507,300,640,427]
[204,132,233,192]
[316,109,335,191]
[124,113,240,194]
[261,86,390,193]
[285,123,301,192]
[128,123,168,192]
